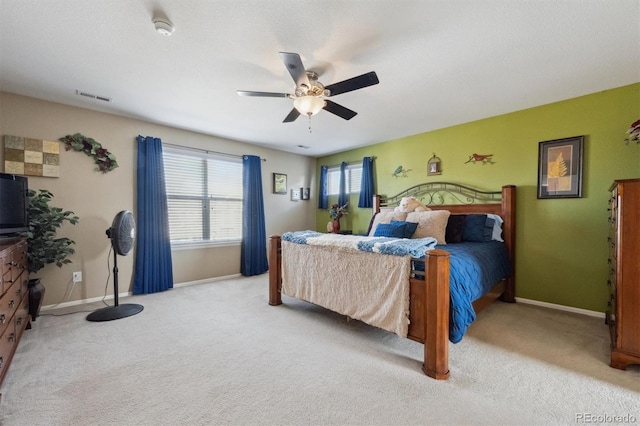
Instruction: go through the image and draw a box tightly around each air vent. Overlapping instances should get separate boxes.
[75,90,112,103]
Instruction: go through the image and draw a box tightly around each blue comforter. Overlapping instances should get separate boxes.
[415,242,511,343]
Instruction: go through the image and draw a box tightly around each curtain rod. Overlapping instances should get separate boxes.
[162,142,267,161]
[325,156,375,169]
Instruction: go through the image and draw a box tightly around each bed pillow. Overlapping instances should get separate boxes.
[391,220,419,238]
[405,210,451,244]
[484,217,495,241]
[462,214,487,242]
[373,222,408,238]
[486,213,504,242]
[445,215,466,243]
[368,210,408,236]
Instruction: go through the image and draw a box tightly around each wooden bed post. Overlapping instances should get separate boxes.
[268,235,282,306]
[423,249,450,380]
[501,185,516,303]
[373,194,381,213]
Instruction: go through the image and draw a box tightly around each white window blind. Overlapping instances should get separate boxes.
[163,147,243,245]
[327,164,362,195]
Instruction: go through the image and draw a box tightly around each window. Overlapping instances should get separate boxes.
[327,164,362,195]
[163,147,243,246]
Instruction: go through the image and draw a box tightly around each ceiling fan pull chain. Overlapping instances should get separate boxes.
[308,114,312,133]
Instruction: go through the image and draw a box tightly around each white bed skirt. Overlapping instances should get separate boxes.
[281,241,411,337]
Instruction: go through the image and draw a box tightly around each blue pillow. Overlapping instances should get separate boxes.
[373,222,407,238]
[391,220,418,238]
[445,215,466,243]
[484,217,495,242]
[462,214,487,242]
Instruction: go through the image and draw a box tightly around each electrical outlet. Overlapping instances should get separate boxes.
[72,271,82,283]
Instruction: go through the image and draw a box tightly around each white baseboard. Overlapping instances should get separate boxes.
[40,273,243,312]
[516,297,605,319]
[173,273,241,288]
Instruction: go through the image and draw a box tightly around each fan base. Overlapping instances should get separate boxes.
[86,303,144,322]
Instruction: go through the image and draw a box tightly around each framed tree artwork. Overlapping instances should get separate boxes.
[537,135,584,199]
[273,173,287,194]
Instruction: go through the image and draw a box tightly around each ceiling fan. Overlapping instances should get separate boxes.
[237,52,379,123]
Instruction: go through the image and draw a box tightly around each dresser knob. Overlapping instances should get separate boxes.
[0,314,5,324]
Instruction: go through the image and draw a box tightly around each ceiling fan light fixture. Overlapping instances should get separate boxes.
[293,96,325,116]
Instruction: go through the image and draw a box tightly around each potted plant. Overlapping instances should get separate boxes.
[23,189,79,320]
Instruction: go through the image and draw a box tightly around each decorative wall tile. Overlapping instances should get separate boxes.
[3,135,60,177]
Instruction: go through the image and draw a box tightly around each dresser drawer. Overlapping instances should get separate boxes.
[0,314,16,377]
[15,293,29,341]
[0,268,9,297]
[0,282,18,333]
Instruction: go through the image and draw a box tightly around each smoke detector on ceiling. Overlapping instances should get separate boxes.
[153,18,174,36]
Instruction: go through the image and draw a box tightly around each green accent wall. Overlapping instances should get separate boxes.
[316,83,640,312]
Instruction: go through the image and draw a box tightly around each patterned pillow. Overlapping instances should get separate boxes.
[405,210,451,244]
[368,210,408,236]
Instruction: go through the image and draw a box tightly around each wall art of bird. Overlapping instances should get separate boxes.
[392,165,411,177]
[464,154,494,164]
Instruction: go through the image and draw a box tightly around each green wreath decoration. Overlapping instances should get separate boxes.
[59,133,118,173]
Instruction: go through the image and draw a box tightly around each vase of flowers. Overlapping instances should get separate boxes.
[328,203,348,233]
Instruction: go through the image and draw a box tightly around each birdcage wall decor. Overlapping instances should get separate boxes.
[427,154,442,176]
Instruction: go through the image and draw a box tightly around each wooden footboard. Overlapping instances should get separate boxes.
[268,235,451,380]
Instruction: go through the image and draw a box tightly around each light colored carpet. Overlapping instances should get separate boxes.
[1,275,638,425]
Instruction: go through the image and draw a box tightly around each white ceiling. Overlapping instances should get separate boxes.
[1,1,639,157]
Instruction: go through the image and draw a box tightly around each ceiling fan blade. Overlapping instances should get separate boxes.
[325,71,379,97]
[237,90,290,98]
[323,100,357,120]
[279,52,311,88]
[283,108,301,123]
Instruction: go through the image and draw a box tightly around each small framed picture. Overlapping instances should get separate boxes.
[301,187,310,200]
[273,173,287,194]
[537,136,584,199]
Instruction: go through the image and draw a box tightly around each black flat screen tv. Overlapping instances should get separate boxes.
[0,172,29,236]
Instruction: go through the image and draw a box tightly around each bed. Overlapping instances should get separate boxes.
[268,182,516,380]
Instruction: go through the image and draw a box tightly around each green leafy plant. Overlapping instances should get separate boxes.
[23,189,80,275]
[59,133,118,173]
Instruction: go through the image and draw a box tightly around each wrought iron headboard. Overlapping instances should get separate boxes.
[379,182,502,208]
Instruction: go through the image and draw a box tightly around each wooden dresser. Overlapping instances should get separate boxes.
[607,179,640,370]
[0,238,29,387]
